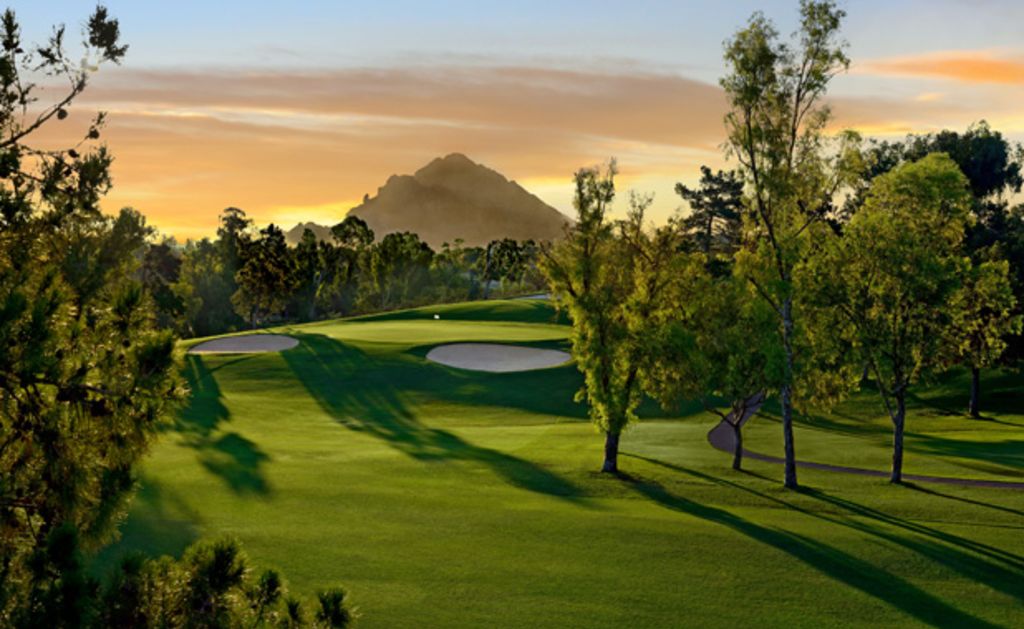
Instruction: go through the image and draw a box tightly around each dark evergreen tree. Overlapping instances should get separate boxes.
[674,166,744,265]
[0,5,182,621]
[140,238,185,330]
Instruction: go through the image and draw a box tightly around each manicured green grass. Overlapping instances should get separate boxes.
[98,299,1024,628]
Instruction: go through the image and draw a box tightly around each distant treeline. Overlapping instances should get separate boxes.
[140,209,549,338]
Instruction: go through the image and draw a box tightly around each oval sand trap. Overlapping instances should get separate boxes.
[426,343,571,372]
[188,334,299,354]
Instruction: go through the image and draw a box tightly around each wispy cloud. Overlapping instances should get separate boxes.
[859,50,1024,85]
[53,62,1017,238]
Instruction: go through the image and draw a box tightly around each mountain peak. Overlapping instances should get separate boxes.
[439,152,475,164]
[348,154,569,248]
[415,152,492,179]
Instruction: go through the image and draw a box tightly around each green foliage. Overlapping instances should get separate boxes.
[721,0,854,487]
[291,228,328,321]
[174,238,240,337]
[139,238,185,331]
[173,208,547,337]
[898,122,1020,205]
[480,238,529,296]
[846,122,1024,368]
[945,259,1021,372]
[323,216,374,315]
[233,224,294,327]
[330,215,374,251]
[542,163,691,472]
[811,153,974,481]
[821,153,972,385]
[358,231,434,310]
[644,273,775,415]
[0,7,353,623]
[316,588,354,628]
[217,206,254,275]
[0,6,186,620]
[431,238,478,302]
[94,538,354,628]
[674,166,744,265]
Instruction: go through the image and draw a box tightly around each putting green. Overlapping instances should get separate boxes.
[98,299,1024,628]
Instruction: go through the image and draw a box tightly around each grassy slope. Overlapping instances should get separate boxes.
[98,299,1024,628]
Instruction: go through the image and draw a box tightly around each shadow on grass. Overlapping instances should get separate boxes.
[91,475,201,573]
[910,369,1024,422]
[906,483,1024,519]
[624,453,1018,627]
[281,332,587,502]
[907,433,1024,474]
[171,354,272,496]
[756,390,1024,481]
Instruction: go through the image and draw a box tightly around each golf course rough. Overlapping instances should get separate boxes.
[426,342,571,372]
[187,334,299,354]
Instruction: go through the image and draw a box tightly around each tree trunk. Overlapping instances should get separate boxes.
[731,421,743,471]
[781,298,798,489]
[601,431,620,474]
[891,392,906,484]
[969,366,981,419]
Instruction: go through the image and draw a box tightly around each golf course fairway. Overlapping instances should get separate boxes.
[95,299,1024,628]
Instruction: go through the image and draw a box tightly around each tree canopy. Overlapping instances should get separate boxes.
[720,0,854,488]
[810,153,975,482]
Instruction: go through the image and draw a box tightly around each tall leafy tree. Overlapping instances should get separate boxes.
[479,239,510,299]
[517,239,546,293]
[328,216,374,314]
[232,223,294,327]
[812,154,973,483]
[432,239,476,302]
[484,238,525,295]
[945,259,1021,417]
[850,122,1024,376]
[174,238,238,337]
[359,231,434,310]
[542,164,690,473]
[217,206,253,275]
[643,274,775,470]
[720,0,854,488]
[292,227,329,321]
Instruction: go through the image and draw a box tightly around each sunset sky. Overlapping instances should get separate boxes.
[13,1,1024,239]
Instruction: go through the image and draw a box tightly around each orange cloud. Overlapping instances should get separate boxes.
[22,62,1012,239]
[860,51,1024,85]
[62,65,731,237]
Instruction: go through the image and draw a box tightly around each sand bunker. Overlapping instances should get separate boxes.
[188,334,299,354]
[426,343,571,372]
